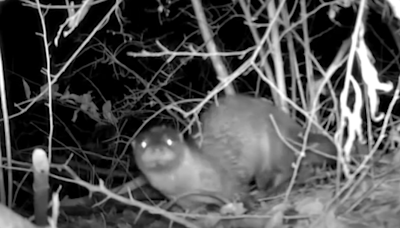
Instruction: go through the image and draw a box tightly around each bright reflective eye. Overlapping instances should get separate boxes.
[140,141,147,148]
[166,139,173,146]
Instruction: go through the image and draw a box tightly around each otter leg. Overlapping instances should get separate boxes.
[255,173,273,191]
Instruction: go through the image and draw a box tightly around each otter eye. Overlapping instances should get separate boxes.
[140,141,147,148]
[166,139,173,146]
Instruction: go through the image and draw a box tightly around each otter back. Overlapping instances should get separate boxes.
[200,95,337,192]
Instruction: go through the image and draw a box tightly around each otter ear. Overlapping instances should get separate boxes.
[178,131,185,142]
[131,139,137,148]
